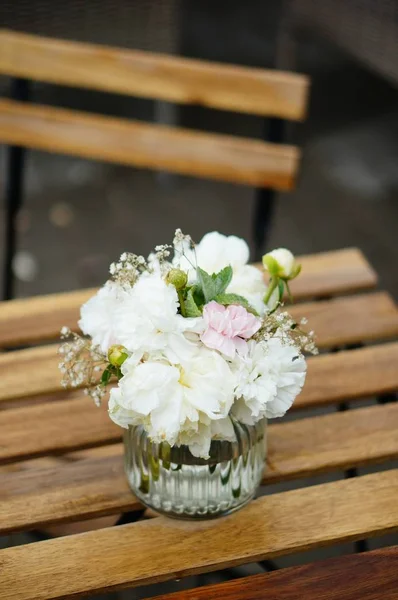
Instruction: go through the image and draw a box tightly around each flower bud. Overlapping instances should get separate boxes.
[262,248,300,280]
[166,268,188,290]
[108,344,128,367]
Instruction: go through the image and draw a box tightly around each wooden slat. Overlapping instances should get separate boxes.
[0,30,309,120]
[0,452,140,535]
[1,403,397,533]
[148,546,398,600]
[0,99,299,190]
[302,342,398,409]
[279,247,377,300]
[1,302,397,408]
[265,402,398,483]
[0,248,377,349]
[290,292,398,349]
[1,341,398,417]
[0,470,397,600]
[0,398,119,465]
[0,345,59,403]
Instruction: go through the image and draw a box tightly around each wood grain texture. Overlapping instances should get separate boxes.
[1,342,397,461]
[0,452,139,535]
[1,337,397,412]
[302,342,398,408]
[265,402,398,483]
[1,302,397,407]
[290,292,398,349]
[1,403,397,534]
[0,30,309,120]
[0,99,300,190]
[0,345,60,403]
[0,248,377,348]
[148,546,398,600]
[0,397,120,465]
[0,470,397,600]
[269,247,377,300]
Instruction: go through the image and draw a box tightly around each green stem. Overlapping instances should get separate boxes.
[285,281,293,304]
[177,289,187,317]
[263,276,278,305]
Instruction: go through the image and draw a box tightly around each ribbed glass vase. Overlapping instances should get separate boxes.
[124,417,266,519]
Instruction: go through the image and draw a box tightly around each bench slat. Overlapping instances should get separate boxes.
[0,99,299,190]
[302,341,398,409]
[1,299,396,406]
[1,343,397,463]
[274,247,377,300]
[2,340,398,409]
[0,399,119,465]
[0,248,377,348]
[0,30,308,120]
[1,403,397,534]
[148,546,398,600]
[0,470,396,600]
[289,291,398,349]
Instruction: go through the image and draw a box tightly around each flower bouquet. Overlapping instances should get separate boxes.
[59,230,316,519]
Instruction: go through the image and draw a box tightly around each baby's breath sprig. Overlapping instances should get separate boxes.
[254,311,318,355]
[173,228,196,266]
[147,244,173,275]
[173,228,193,248]
[109,252,148,287]
[59,327,108,405]
[153,244,172,263]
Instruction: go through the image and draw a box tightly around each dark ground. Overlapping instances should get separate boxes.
[0,1,398,598]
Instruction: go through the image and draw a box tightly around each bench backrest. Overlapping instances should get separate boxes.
[0,29,309,190]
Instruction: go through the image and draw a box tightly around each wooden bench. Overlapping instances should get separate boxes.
[149,546,398,600]
[0,246,397,599]
[0,471,397,599]
[0,29,309,300]
[0,247,378,348]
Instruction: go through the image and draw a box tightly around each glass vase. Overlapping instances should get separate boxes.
[124,416,266,520]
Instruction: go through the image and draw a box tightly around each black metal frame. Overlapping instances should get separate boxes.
[2,77,30,301]
[252,118,285,260]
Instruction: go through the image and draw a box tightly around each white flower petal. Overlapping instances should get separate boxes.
[108,387,137,429]
[79,282,127,354]
[231,338,305,423]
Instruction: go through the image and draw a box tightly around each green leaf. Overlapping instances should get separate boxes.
[184,287,202,317]
[197,267,218,303]
[101,367,112,386]
[192,285,205,308]
[214,293,259,316]
[214,265,233,295]
[197,265,233,303]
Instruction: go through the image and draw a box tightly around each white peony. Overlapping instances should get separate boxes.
[177,416,236,459]
[232,338,306,424]
[109,345,235,458]
[263,248,296,279]
[108,387,140,429]
[78,282,127,354]
[113,271,203,358]
[174,231,267,314]
[264,337,306,418]
[232,340,278,425]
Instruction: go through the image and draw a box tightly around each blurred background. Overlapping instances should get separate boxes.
[1,0,398,301]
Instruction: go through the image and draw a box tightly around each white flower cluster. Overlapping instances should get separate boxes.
[72,231,309,459]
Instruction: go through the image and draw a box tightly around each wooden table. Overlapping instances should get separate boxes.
[0,247,397,600]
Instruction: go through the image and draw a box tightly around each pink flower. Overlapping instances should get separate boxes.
[200,301,261,359]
